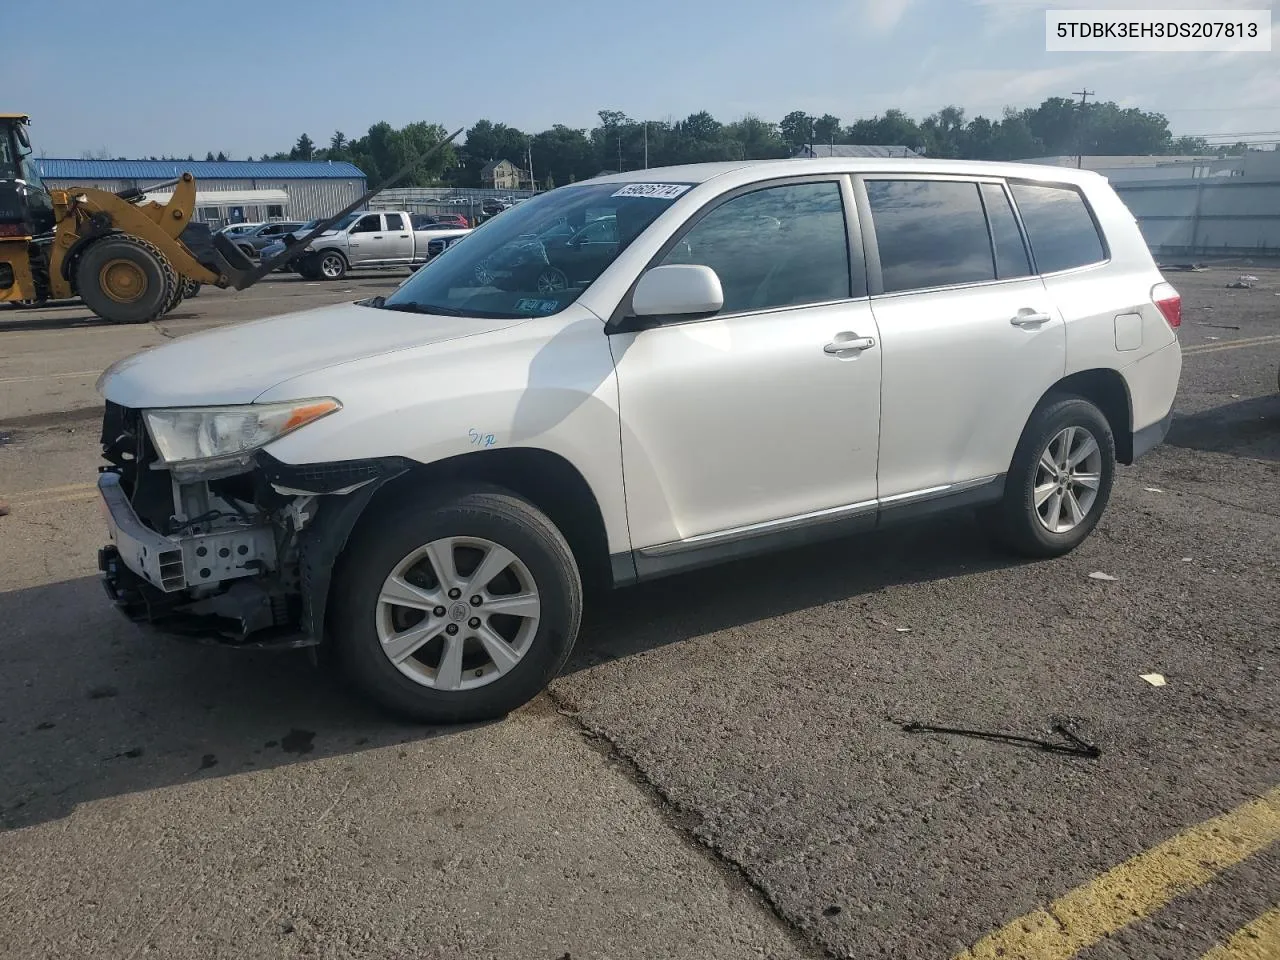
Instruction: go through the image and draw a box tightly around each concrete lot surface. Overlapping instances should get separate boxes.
[1,267,1277,959]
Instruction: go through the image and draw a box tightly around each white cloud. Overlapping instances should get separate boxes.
[861,0,916,33]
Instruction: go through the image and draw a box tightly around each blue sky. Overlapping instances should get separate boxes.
[7,0,1277,158]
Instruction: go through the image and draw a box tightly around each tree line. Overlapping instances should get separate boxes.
[100,98,1255,186]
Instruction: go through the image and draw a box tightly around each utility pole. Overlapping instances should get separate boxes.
[1072,89,1094,169]
[618,135,623,172]
[644,122,649,170]
[526,143,535,195]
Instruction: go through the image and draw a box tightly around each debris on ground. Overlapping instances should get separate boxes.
[898,718,1101,758]
[1144,487,1164,493]
[1181,557,1193,562]
[0,431,11,446]
[0,501,9,518]
[1161,262,1209,272]
[1194,321,1241,330]
[1140,673,1167,687]
[895,627,912,633]
[1088,571,1119,581]
[1226,275,1258,289]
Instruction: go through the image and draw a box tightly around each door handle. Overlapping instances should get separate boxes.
[372,235,384,239]
[824,334,876,354]
[1011,310,1052,327]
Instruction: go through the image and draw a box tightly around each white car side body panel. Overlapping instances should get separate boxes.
[257,305,633,556]
[1048,180,1180,432]
[869,275,1064,498]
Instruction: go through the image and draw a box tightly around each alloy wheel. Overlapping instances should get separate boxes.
[375,536,541,691]
[1034,425,1103,533]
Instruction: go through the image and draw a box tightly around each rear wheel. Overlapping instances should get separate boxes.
[330,486,582,723]
[76,235,175,324]
[182,278,202,298]
[984,395,1115,558]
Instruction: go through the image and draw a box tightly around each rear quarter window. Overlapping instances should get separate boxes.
[1009,182,1106,274]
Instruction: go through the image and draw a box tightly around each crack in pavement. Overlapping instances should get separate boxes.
[545,687,836,960]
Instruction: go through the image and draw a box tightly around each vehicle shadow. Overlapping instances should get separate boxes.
[0,513,1015,832]
[1166,395,1280,462]
[0,310,112,333]
[569,513,1015,673]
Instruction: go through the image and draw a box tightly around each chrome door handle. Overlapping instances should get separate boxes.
[824,335,876,354]
[1011,311,1052,326]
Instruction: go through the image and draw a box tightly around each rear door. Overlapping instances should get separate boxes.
[857,174,1065,500]
[381,212,415,262]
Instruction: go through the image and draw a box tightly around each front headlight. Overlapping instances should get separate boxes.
[144,398,341,466]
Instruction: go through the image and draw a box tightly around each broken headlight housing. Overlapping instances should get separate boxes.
[144,399,341,477]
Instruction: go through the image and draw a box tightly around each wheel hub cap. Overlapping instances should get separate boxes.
[1034,425,1103,534]
[101,259,147,303]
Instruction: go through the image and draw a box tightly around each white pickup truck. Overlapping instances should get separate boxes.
[294,211,472,280]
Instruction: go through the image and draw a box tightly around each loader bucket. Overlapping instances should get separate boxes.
[177,222,257,290]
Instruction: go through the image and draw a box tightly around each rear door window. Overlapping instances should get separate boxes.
[980,183,1032,280]
[1009,182,1106,274]
[866,179,994,293]
[384,213,406,231]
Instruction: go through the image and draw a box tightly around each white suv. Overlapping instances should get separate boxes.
[96,159,1182,722]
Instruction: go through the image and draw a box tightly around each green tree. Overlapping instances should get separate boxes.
[205,151,215,161]
[215,151,228,162]
[812,113,841,146]
[779,110,814,150]
[289,133,315,161]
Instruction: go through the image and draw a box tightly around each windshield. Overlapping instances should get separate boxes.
[379,181,691,318]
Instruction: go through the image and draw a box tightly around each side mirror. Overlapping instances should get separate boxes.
[625,264,724,329]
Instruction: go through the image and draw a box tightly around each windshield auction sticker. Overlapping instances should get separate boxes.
[611,183,693,199]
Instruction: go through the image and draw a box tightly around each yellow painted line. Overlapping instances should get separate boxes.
[955,786,1280,960]
[0,369,101,385]
[1200,906,1280,960]
[1183,334,1280,356]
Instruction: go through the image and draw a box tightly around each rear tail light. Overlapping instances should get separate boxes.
[0,223,28,238]
[1152,281,1181,331]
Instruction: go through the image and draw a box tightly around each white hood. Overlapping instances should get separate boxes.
[98,301,525,408]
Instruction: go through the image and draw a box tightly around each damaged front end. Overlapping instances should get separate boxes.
[97,401,407,648]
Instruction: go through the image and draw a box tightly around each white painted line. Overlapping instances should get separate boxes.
[0,370,101,385]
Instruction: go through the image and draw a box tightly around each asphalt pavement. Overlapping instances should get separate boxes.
[0,266,1276,959]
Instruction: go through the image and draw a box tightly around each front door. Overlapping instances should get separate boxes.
[860,176,1066,499]
[347,213,388,264]
[610,179,882,563]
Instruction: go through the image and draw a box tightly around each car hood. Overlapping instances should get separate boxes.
[98,301,526,408]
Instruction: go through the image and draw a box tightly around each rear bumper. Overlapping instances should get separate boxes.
[1132,408,1173,461]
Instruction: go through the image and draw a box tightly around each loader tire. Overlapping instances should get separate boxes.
[77,235,176,324]
[182,278,202,298]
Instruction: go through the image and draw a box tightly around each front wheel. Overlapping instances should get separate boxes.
[317,250,348,281]
[984,395,1116,558]
[330,486,583,723]
[76,235,176,324]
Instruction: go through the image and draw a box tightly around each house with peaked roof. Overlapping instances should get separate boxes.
[479,159,526,191]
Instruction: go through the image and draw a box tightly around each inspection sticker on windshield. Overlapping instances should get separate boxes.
[611,183,691,200]
[515,298,560,314]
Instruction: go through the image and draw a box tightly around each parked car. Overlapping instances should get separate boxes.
[230,221,306,259]
[95,158,1182,723]
[217,222,263,238]
[473,214,618,292]
[412,214,470,230]
[290,210,469,280]
[258,219,324,272]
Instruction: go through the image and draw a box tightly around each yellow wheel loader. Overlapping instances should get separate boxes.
[0,114,260,323]
[0,114,461,324]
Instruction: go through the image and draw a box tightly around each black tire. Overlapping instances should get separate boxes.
[162,275,185,314]
[330,485,583,723]
[316,249,348,281]
[985,394,1116,558]
[76,235,176,324]
[182,278,202,298]
[237,243,256,260]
